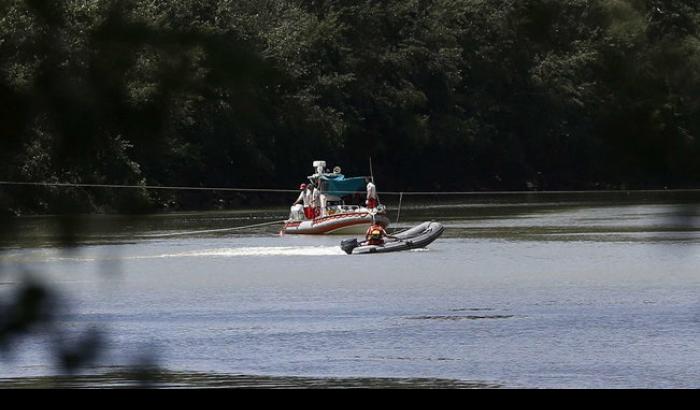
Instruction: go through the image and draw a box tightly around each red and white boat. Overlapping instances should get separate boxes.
[281,161,390,235]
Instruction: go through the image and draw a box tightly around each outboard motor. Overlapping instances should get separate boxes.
[340,238,359,255]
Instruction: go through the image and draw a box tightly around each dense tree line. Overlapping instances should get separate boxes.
[1,0,699,214]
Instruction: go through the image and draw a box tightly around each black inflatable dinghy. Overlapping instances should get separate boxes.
[340,221,444,255]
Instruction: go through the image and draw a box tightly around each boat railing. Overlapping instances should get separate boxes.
[324,203,386,215]
[326,205,359,215]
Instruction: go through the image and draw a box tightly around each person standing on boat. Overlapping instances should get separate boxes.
[366,180,378,209]
[312,184,321,218]
[294,183,314,219]
[293,183,306,205]
[319,192,328,217]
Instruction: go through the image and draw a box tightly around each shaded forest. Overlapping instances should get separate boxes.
[1,0,700,214]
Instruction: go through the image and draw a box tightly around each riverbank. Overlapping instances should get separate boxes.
[4,186,700,218]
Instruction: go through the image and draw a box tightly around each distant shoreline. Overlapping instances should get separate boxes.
[4,188,700,218]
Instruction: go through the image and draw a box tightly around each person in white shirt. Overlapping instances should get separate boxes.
[366,180,378,209]
[312,185,321,218]
[293,183,314,219]
[293,183,306,205]
[319,193,327,217]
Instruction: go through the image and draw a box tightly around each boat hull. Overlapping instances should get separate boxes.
[282,212,390,235]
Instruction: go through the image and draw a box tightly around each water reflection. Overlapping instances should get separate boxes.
[0,370,501,389]
[1,192,699,388]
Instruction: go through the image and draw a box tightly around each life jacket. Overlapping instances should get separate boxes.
[366,224,385,245]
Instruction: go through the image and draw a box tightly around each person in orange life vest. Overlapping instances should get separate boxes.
[366,180,378,209]
[364,219,396,246]
[294,183,314,219]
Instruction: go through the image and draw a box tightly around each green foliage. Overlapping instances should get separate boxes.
[1,0,700,213]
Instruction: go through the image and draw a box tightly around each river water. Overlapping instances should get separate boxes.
[1,193,699,388]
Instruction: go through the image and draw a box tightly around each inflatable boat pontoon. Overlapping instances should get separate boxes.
[340,221,444,255]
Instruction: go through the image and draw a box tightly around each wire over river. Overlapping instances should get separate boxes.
[2,180,699,196]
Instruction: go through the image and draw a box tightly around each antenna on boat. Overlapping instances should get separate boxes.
[369,156,374,183]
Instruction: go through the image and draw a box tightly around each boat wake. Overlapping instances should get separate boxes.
[158,246,346,258]
[2,246,346,263]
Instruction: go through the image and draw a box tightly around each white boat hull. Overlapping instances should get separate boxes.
[281,212,390,235]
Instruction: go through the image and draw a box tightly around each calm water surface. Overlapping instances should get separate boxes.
[1,194,699,388]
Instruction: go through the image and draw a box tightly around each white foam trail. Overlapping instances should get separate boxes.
[158,246,345,258]
[2,246,346,263]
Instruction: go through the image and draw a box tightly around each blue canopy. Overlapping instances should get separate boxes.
[317,174,368,196]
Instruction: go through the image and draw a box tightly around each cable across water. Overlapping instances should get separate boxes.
[2,180,699,196]
[140,219,287,238]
